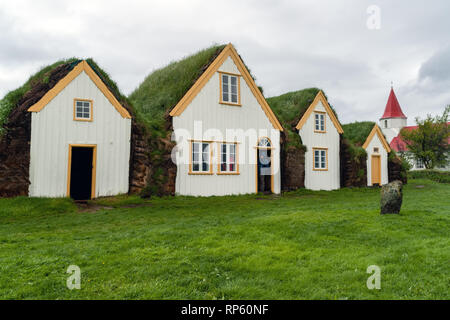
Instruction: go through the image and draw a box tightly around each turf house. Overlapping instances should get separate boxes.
[0,59,133,199]
[267,89,344,191]
[362,124,391,186]
[129,43,284,196]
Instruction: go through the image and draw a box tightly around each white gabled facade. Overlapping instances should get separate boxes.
[28,61,132,199]
[363,125,390,186]
[296,91,343,190]
[170,44,283,196]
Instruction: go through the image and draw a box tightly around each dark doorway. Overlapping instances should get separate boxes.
[257,148,272,193]
[69,146,94,200]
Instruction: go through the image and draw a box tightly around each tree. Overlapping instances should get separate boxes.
[400,105,450,169]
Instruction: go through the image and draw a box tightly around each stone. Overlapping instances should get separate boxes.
[380,180,403,214]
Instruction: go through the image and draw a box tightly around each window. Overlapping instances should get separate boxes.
[190,141,212,174]
[373,147,379,153]
[384,120,388,128]
[313,148,327,170]
[218,143,238,174]
[74,99,92,121]
[416,158,424,169]
[314,112,325,132]
[220,72,240,105]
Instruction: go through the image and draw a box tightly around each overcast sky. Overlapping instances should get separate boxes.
[1,0,449,124]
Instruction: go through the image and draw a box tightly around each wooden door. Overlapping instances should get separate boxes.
[371,155,381,185]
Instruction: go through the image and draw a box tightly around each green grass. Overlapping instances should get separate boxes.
[408,170,450,183]
[0,179,448,299]
[342,121,376,146]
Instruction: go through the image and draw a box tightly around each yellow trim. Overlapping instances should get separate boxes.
[169,43,283,131]
[28,60,131,119]
[188,140,214,175]
[295,90,343,134]
[217,142,240,175]
[73,99,93,122]
[312,147,328,171]
[362,124,391,153]
[313,111,326,133]
[67,144,97,199]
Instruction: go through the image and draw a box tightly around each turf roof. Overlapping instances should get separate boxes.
[0,58,132,136]
[342,121,376,146]
[129,44,227,131]
[267,88,340,149]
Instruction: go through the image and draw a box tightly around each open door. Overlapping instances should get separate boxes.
[256,137,273,193]
[371,155,381,186]
[68,145,96,200]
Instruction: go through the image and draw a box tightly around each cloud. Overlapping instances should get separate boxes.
[0,0,449,124]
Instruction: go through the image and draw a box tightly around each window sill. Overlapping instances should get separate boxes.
[74,118,93,122]
[188,172,214,175]
[314,130,326,133]
[312,168,328,171]
[217,172,240,175]
[219,101,242,107]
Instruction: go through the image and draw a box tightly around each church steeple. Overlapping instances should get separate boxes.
[379,86,407,144]
[380,87,407,119]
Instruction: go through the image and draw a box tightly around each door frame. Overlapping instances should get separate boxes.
[371,154,381,185]
[67,144,97,199]
[255,137,274,193]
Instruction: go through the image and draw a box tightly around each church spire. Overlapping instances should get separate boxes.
[380,87,407,119]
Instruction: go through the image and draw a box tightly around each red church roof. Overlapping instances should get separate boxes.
[390,123,450,152]
[381,88,407,119]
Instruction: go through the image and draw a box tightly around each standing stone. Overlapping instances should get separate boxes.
[380,180,403,214]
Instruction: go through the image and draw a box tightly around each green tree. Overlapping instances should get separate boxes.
[400,105,450,169]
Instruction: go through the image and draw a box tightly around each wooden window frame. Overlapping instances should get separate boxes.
[73,98,93,122]
[219,71,241,106]
[217,142,240,175]
[189,140,213,175]
[314,111,326,133]
[312,147,328,171]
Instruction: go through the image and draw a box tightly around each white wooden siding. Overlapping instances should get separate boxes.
[29,71,131,198]
[365,134,389,186]
[299,101,340,190]
[173,56,281,196]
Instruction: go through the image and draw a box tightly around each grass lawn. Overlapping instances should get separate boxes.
[0,179,448,299]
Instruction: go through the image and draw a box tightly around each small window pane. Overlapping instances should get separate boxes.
[230,76,237,85]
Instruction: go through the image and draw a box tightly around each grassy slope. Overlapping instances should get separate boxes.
[342,121,377,146]
[0,179,448,299]
[129,45,226,131]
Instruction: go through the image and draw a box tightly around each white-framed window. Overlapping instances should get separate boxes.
[374,147,379,153]
[220,73,240,105]
[219,143,238,174]
[384,120,388,128]
[74,99,92,121]
[190,141,212,174]
[313,148,327,170]
[314,112,325,132]
[416,158,424,169]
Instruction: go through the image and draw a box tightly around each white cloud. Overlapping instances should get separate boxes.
[0,0,449,124]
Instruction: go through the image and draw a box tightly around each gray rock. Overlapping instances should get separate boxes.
[380,180,403,214]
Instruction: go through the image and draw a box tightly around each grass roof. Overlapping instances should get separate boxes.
[129,44,226,132]
[342,121,376,146]
[267,88,339,149]
[0,58,132,136]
